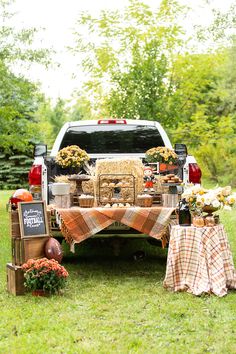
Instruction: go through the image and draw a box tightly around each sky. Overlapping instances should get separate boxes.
[10,0,235,102]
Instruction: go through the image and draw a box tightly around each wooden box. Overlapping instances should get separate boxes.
[12,237,50,266]
[6,263,25,295]
[10,210,21,238]
[136,196,153,207]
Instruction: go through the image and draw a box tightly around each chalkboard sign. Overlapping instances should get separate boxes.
[18,201,49,238]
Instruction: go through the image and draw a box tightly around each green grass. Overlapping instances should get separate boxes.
[0,190,236,354]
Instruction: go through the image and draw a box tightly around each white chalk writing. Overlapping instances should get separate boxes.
[23,208,44,229]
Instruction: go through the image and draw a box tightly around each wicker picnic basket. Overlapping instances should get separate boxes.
[79,196,94,208]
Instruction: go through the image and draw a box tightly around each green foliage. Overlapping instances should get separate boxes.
[0,0,52,188]
[69,95,94,121]
[167,52,225,128]
[0,62,42,189]
[0,0,51,66]
[182,115,236,186]
[73,0,186,123]
[0,61,42,152]
[35,98,69,148]
[70,1,236,186]
[194,2,236,48]
[0,152,33,189]
[169,49,236,186]
[47,98,69,139]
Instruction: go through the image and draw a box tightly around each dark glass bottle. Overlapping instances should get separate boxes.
[178,198,191,226]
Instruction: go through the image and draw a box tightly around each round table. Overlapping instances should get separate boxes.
[163,224,236,297]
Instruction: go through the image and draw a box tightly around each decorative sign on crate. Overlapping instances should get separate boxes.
[18,201,49,238]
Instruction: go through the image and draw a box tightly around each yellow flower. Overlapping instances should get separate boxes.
[199,190,205,195]
[145,146,177,164]
[56,145,90,168]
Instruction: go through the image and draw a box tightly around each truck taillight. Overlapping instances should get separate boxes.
[189,163,202,184]
[28,165,42,200]
[29,165,42,185]
[98,119,127,124]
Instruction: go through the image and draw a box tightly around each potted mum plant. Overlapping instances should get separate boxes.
[22,258,69,296]
[145,146,178,172]
[55,145,90,174]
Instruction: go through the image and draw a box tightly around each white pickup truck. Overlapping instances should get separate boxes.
[28,119,201,243]
[29,119,201,203]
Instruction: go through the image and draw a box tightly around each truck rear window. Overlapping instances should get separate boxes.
[59,125,165,153]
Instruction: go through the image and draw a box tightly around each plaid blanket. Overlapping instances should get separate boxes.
[57,206,175,251]
[163,224,236,297]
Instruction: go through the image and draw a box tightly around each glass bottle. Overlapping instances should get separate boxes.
[178,198,191,226]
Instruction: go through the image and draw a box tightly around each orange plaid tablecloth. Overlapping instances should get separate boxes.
[163,224,236,297]
[56,206,175,251]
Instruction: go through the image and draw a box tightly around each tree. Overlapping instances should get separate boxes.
[0,0,50,66]
[0,0,51,188]
[69,95,94,122]
[0,0,51,151]
[72,0,186,125]
[169,49,236,186]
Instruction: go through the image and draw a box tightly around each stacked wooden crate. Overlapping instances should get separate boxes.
[7,209,51,295]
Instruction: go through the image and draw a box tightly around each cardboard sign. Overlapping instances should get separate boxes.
[18,201,49,238]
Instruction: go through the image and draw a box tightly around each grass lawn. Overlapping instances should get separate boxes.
[0,190,236,354]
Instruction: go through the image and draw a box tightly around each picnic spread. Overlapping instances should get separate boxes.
[6,148,236,297]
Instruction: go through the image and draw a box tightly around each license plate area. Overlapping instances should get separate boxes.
[106,221,130,230]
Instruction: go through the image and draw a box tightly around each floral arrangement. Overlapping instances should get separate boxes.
[145,147,178,165]
[55,145,90,168]
[22,258,69,294]
[181,185,236,214]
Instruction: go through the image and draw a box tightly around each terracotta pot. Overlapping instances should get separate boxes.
[159,163,178,172]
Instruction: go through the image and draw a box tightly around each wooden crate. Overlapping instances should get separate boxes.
[10,210,21,238]
[6,263,25,295]
[10,210,52,238]
[12,237,50,266]
[152,194,162,204]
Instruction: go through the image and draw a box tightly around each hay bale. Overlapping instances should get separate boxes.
[82,179,94,194]
[95,158,144,203]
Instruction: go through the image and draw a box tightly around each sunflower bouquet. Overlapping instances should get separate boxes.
[55,145,90,169]
[145,147,178,165]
